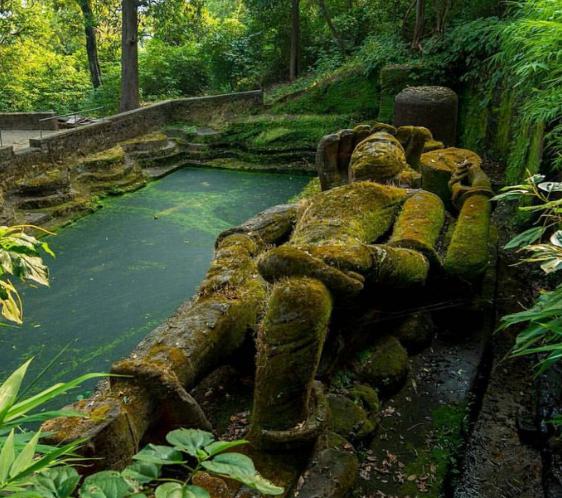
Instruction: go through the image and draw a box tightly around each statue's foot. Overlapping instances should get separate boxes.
[258,245,365,297]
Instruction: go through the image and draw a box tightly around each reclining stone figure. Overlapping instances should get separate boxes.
[42,122,494,490]
[247,123,494,449]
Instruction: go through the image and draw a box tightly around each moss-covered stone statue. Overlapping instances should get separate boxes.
[42,121,494,498]
[246,122,493,451]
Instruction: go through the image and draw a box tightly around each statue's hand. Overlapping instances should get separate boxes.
[449,160,494,210]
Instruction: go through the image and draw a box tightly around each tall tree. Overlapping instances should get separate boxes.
[435,0,451,35]
[411,0,425,49]
[76,0,102,88]
[317,0,346,54]
[120,0,139,111]
[289,0,300,81]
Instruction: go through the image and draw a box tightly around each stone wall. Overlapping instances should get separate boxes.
[28,91,263,160]
[0,112,59,130]
[0,91,263,184]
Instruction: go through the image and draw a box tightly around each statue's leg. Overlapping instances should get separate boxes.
[250,277,332,449]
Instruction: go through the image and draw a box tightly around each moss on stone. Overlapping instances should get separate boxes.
[444,194,491,281]
[370,245,429,288]
[492,89,514,158]
[459,88,490,152]
[393,312,435,353]
[398,403,467,497]
[390,191,445,260]
[353,335,408,395]
[348,384,380,428]
[274,65,379,118]
[251,277,332,432]
[350,132,408,183]
[292,181,406,248]
[217,113,355,152]
[289,177,321,202]
[420,147,482,205]
[378,64,422,123]
[327,393,375,440]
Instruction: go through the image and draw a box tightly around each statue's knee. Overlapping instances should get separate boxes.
[250,277,332,442]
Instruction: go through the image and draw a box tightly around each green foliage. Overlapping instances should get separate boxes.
[12,429,284,498]
[0,359,108,495]
[0,226,54,325]
[218,113,355,150]
[139,40,209,101]
[496,174,562,371]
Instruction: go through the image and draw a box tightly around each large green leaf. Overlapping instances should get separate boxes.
[504,226,546,250]
[79,471,134,498]
[203,439,249,458]
[202,453,283,495]
[10,431,40,478]
[0,429,16,483]
[132,444,184,466]
[154,483,209,498]
[165,429,215,459]
[122,461,161,485]
[7,373,109,421]
[0,359,32,424]
[28,466,80,498]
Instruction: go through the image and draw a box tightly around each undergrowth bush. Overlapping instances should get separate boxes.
[496,174,562,371]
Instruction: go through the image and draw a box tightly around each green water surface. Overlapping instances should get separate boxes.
[0,168,308,396]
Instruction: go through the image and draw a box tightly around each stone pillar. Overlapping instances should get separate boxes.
[394,86,458,146]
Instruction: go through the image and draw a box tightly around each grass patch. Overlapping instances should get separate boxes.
[269,65,379,118]
[216,113,358,150]
[398,403,467,497]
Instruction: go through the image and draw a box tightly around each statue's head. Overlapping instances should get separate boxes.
[349,131,408,184]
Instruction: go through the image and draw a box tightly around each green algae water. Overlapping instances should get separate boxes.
[0,167,309,397]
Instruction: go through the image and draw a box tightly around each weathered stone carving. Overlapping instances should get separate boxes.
[42,120,495,497]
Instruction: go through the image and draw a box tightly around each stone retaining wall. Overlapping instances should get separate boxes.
[0,91,263,184]
[29,91,263,160]
[0,112,59,130]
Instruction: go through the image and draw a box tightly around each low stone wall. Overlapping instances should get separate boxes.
[0,91,263,184]
[0,112,58,130]
[28,91,263,160]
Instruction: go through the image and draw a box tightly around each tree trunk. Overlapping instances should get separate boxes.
[290,0,300,81]
[317,0,346,54]
[435,0,451,34]
[411,0,425,50]
[77,0,102,88]
[120,0,139,112]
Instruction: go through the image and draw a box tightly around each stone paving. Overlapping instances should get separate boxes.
[0,129,57,150]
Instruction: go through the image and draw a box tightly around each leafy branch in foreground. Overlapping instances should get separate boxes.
[0,225,55,325]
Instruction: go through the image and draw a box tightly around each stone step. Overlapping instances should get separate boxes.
[121,135,169,153]
[185,142,209,152]
[88,172,146,194]
[15,190,76,210]
[22,198,94,227]
[142,160,191,179]
[75,163,134,184]
[15,171,70,197]
[137,150,186,169]
[77,151,124,173]
[186,157,316,174]
[126,141,178,160]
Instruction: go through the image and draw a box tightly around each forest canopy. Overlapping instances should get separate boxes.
[0,0,506,114]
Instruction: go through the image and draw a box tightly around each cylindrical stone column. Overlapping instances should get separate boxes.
[394,86,458,146]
